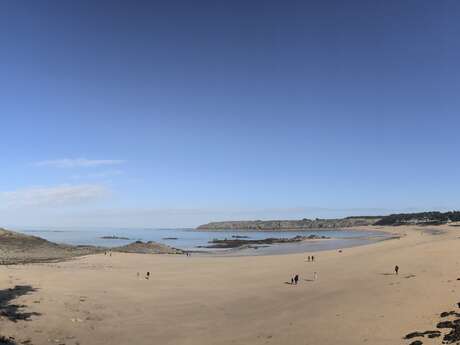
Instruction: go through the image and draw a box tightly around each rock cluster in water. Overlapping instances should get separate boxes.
[201,235,329,249]
[100,235,131,240]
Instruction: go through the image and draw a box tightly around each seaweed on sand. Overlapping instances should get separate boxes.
[0,285,40,322]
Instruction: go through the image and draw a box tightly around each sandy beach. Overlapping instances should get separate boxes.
[1,225,460,345]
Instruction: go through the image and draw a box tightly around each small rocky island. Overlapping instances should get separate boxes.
[100,235,131,240]
[201,234,329,249]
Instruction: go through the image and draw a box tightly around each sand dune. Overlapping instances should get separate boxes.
[1,225,460,344]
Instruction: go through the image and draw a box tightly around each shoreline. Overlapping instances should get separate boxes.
[206,232,399,257]
[0,227,399,263]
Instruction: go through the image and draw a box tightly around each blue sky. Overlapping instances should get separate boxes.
[1,0,460,228]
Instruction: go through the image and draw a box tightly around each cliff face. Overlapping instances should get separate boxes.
[196,217,380,230]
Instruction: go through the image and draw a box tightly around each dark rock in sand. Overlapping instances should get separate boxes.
[443,324,460,343]
[409,341,423,345]
[427,332,440,338]
[404,331,441,339]
[440,311,460,318]
[405,332,424,339]
[437,320,454,329]
[405,303,460,344]
[429,318,460,344]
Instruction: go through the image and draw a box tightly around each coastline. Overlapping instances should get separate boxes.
[3,224,458,345]
[192,226,377,232]
[7,227,394,259]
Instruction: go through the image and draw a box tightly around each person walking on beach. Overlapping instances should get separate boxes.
[146,272,150,280]
[311,255,315,262]
[394,265,399,275]
[294,274,299,285]
[307,256,311,262]
[291,277,294,284]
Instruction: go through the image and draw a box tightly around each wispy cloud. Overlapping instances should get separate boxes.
[0,184,110,208]
[34,158,124,168]
[70,170,124,180]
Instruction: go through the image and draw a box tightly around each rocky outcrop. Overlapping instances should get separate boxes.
[0,228,182,265]
[113,241,183,254]
[0,228,102,265]
[201,234,329,249]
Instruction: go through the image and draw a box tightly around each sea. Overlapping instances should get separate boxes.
[11,227,392,255]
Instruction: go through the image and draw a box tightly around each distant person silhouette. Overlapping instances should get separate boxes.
[311,255,315,262]
[294,274,299,285]
[291,277,294,284]
[146,272,150,280]
[395,265,399,275]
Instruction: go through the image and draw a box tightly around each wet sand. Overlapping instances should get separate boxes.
[1,225,460,345]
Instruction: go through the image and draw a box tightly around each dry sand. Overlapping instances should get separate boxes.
[1,225,460,345]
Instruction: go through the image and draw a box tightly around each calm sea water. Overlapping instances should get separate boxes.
[12,227,390,255]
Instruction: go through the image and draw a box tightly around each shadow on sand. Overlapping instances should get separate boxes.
[0,285,41,322]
